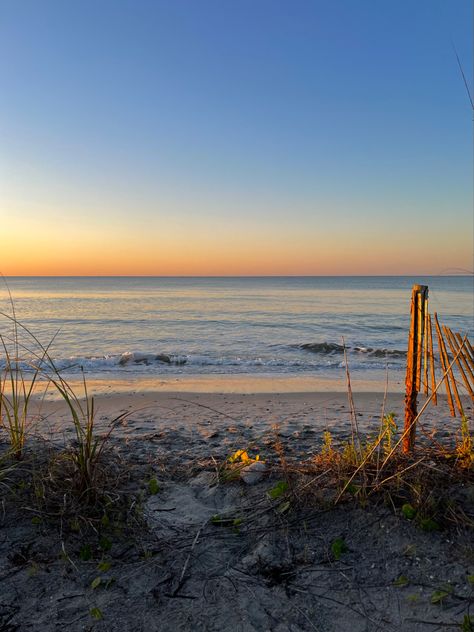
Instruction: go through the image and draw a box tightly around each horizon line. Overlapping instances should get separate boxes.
[2,272,473,279]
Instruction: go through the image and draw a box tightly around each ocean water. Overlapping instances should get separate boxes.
[0,276,472,383]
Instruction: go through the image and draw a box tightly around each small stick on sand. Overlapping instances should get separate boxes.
[171,520,207,597]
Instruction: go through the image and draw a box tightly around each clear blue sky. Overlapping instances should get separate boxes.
[0,0,472,275]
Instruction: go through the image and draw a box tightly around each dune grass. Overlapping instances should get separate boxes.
[0,290,51,460]
[0,305,128,516]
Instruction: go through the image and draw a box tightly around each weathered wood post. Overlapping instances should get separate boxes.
[403,284,428,453]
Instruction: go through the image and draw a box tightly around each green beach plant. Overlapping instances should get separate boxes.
[0,342,47,460]
[44,369,128,499]
[320,430,335,461]
[89,607,103,621]
[0,304,126,500]
[461,615,474,632]
[148,478,160,495]
[0,450,18,494]
[330,537,347,560]
[380,413,397,457]
[457,415,473,467]
[0,290,53,459]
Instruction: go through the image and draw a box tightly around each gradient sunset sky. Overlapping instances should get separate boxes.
[1,0,472,276]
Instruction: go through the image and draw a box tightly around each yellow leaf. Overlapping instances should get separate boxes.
[228,449,260,464]
[229,449,244,463]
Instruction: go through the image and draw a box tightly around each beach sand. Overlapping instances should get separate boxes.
[32,387,466,463]
[1,385,472,631]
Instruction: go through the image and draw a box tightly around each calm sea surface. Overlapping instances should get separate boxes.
[0,277,472,382]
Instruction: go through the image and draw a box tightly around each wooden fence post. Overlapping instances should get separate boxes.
[403,284,428,453]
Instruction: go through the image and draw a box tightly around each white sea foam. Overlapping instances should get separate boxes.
[0,348,404,378]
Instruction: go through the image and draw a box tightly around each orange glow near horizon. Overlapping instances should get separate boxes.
[1,217,472,276]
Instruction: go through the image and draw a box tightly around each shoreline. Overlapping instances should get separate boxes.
[34,370,406,400]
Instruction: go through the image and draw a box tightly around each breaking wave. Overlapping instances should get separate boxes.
[0,341,408,379]
[299,342,406,357]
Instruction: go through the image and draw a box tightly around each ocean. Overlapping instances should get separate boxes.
[0,276,472,386]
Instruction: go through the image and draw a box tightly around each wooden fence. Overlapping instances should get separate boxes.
[403,284,474,453]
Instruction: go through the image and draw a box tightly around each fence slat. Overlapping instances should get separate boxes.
[455,332,474,371]
[434,313,458,417]
[423,301,429,395]
[427,314,437,406]
[444,326,474,402]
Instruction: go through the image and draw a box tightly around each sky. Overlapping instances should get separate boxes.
[0,0,472,276]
